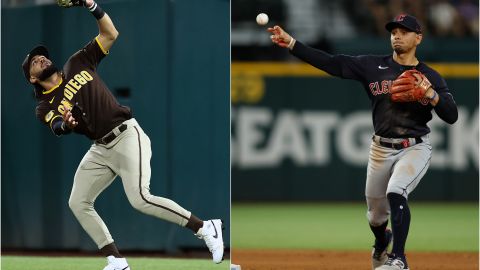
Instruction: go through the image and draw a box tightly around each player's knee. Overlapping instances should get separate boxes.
[69,198,84,213]
[129,197,149,213]
[367,210,389,226]
[366,196,389,226]
[68,196,76,210]
[127,189,153,212]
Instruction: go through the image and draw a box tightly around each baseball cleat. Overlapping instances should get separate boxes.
[371,228,393,269]
[103,256,130,270]
[196,219,224,263]
[375,254,409,270]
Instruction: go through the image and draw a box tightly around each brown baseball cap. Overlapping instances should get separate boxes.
[22,45,49,82]
[385,14,422,34]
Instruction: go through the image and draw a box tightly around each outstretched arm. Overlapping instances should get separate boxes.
[84,0,119,51]
[87,0,119,51]
[57,0,119,51]
[267,25,365,80]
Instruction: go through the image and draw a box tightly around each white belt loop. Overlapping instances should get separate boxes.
[112,127,121,136]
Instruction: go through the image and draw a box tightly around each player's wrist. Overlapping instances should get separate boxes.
[428,90,438,101]
[87,1,105,20]
[425,87,435,99]
[287,37,296,50]
[85,0,94,9]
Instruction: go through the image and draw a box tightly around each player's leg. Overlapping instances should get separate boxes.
[69,146,130,269]
[112,125,193,225]
[107,119,224,263]
[365,140,395,269]
[383,138,432,270]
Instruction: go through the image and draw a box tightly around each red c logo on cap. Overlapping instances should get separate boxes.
[396,14,406,21]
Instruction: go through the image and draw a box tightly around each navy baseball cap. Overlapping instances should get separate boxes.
[22,45,49,81]
[385,14,422,33]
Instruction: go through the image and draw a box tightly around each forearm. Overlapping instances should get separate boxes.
[96,13,119,41]
[290,41,343,77]
[425,88,439,106]
[87,1,118,51]
[433,92,458,124]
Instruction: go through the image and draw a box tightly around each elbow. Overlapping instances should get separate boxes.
[112,30,119,40]
[447,113,458,125]
[103,29,119,41]
[448,106,459,124]
[436,95,458,125]
[442,109,458,125]
[109,30,119,41]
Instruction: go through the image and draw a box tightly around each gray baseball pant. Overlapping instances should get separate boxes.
[365,134,432,226]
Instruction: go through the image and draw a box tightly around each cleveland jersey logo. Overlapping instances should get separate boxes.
[57,70,93,115]
[369,80,391,96]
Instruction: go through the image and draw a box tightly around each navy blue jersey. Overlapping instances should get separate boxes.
[291,41,458,138]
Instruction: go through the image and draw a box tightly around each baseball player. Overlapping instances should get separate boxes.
[22,0,224,269]
[268,14,457,270]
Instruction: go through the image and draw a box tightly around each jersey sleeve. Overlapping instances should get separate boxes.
[72,37,109,70]
[35,101,70,136]
[427,71,458,124]
[290,41,368,81]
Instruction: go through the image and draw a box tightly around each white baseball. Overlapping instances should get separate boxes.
[256,13,269,26]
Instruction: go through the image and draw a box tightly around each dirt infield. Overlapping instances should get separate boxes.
[231,249,478,270]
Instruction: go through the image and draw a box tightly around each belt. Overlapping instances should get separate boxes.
[96,124,128,145]
[372,135,423,150]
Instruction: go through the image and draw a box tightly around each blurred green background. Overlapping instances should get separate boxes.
[232,203,478,251]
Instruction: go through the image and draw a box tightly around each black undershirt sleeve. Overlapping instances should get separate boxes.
[290,41,366,81]
[290,41,343,76]
[428,72,458,125]
[433,92,458,124]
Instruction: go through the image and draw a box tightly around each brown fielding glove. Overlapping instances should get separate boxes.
[391,70,432,102]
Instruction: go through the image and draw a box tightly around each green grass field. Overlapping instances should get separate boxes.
[1,256,230,270]
[231,202,478,252]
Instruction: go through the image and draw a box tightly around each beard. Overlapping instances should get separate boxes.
[394,47,407,54]
[38,63,59,81]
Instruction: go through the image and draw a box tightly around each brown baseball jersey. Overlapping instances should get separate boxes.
[35,37,132,140]
[33,38,195,254]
